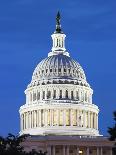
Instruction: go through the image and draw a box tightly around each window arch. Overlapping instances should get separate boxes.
[47,91,51,99]
[53,90,56,98]
[37,92,40,100]
[76,91,79,100]
[43,91,45,99]
[71,91,74,99]
[59,90,62,99]
[65,90,68,99]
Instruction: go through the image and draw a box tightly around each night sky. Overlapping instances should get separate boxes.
[0,0,116,136]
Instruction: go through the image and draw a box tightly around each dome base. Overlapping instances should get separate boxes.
[20,126,100,136]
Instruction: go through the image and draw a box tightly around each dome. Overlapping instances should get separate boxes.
[30,54,89,88]
[19,13,100,137]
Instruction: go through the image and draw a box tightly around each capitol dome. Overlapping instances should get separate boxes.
[19,12,100,136]
[30,54,89,88]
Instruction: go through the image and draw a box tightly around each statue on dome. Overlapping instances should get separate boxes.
[56,11,61,26]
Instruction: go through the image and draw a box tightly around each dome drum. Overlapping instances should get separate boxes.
[20,104,99,136]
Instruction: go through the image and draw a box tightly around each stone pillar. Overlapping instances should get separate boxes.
[39,110,41,127]
[87,147,89,155]
[110,148,112,155]
[70,109,73,126]
[100,147,103,155]
[97,114,98,130]
[97,147,99,155]
[76,110,78,126]
[53,146,55,155]
[63,146,65,155]
[63,110,66,126]
[26,112,28,129]
[57,109,59,126]
[83,110,86,127]
[47,146,51,155]
[88,111,90,128]
[29,111,31,128]
[45,110,47,126]
[90,112,93,128]
[34,110,36,128]
[76,147,79,155]
[66,146,69,155]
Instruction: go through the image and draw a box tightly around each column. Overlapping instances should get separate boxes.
[45,110,47,126]
[29,112,31,128]
[53,146,55,155]
[77,147,79,155]
[24,113,26,129]
[70,109,73,126]
[63,146,65,155]
[32,111,34,128]
[66,146,69,155]
[97,114,98,130]
[110,148,112,155]
[90,112,93,128]
[97,147,99,155]
[87,147,89,155]
[63,110,66,126]
[57,109,59,126]
[47,146,51,155]
[100,147,103,155]
[39,110,41,127]
[51,109,53,126]
[34,111,36,128]
[76,110,78,126]
[88,111,90,128]
[26,112,28,129]
[83,110,86,127]
[20,115,22,131]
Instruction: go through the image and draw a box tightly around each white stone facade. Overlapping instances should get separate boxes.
[19,13,100,136]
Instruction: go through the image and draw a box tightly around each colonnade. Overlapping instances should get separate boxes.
[47,145,112,155]
[27,88,92,104]
[20,109,98,131]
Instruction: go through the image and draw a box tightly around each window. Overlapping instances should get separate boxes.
[53,90,56,98]
[64,68,66,72]
[59,90,62,98]
[71,91,74,99]
[33,93,36,101]
[50,69,52,72]
[37,92,40,100]
[47,91,51,99]
[58,68,61,72]
[43,91,45,99]
[76,91,79,100]
[66,90,68,98]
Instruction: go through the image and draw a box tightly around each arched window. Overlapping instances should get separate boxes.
[43,91,45,99]
[71,91,74,99]
[76,91,79,100]
[66,90,68,99]
[37,92,40,100]
[53,90,56,98]
[33,93,36,101]
[59,90,62,98]
[30,93,32,102]
[85,92,87,102]
[47,91,51,99]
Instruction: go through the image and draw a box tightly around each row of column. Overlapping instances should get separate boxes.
[48,146,112,155]
[20,109,98,131]
[27,89,92,104]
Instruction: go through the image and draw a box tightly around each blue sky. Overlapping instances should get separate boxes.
[0,0,116,136]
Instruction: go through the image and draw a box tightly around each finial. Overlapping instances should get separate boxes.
[55,11,62,33]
